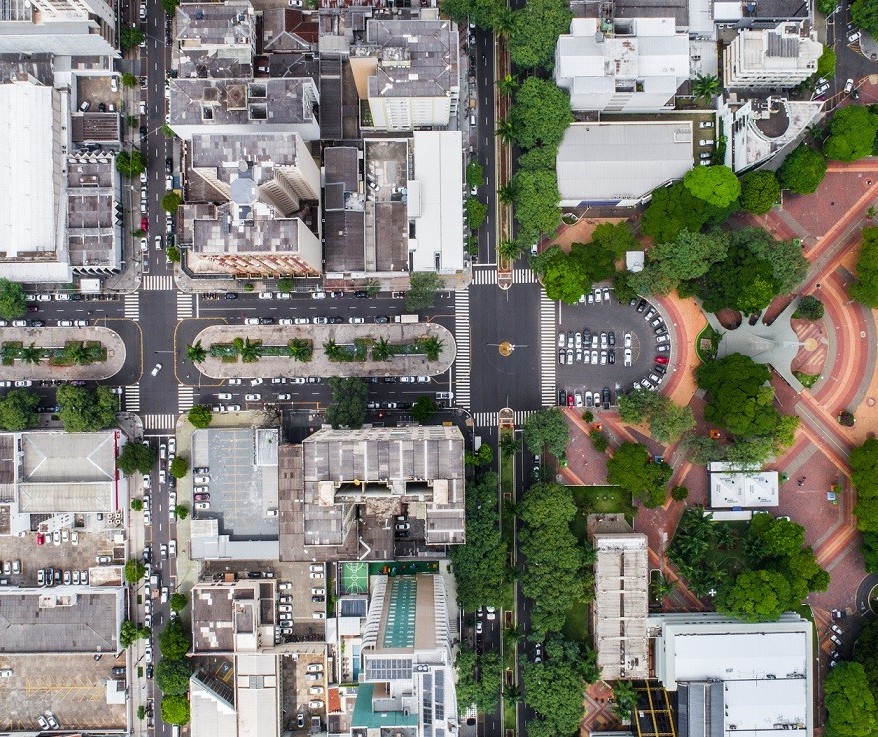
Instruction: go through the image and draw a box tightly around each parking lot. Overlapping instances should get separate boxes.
[557,289,673,407]
[281,651,328,733]
[0,529,119,588]
[0,653,127,732]
[75,75,121,113]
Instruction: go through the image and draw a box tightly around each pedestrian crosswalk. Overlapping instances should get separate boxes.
[176,292,193,319]
[453,290,471,409]
[513,268,537,284]
[142,275,175,291]
[513,409,538,425]
[124,385,140,412]
[471,268,497,286]
[540,291,557,407]
[123,294,140,320]
[178,386,194,412]
[143,414,177,430]
[473,411,498,428]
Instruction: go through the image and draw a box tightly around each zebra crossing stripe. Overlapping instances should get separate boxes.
[540,291,557,407]
[453,291,471,409]
[176,293,193,319]
[142,275,175,291]
[124,386,140,412]
[143,414,177,430]
[123,294,140,320]
[471,269,497,286]
[513,268,536,284]
[178,387,194,412]
[472,411,498,428]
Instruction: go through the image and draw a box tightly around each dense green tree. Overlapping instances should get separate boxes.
[853,616,878,696]
[606,442,672,507]
[510,167,561,242]
[508,0,572,70]
[466,161,485,188]
[160,0,180,13]
[850,437,878,532]
[591,221,638,257]
[120,25,145,50]
[853,0,878,40]
[169,456,188,479]
[161,190,183,213]
[518,482,592,636]
[131,498,144,512]
[466,197,488,229]
[824,662,878,737]
[746,513,806,559]
[161,695,191,726]
[440,0,505,29]
[508,78,573,150]
[739,171,781,214]
[522,408,569,459]
[640,182,736,243]
[716,569,792,621]
[116,150,146,178]
[155,657,192,696]
[536,242,616,304]
[793,295,825,320]
[817,46,837,77]
[818,0,838,13]
[0,389,40,431]
[640,229,729,293]
[517,145,558,171]
[117,441,157,476]
[121,72,138,89]
[169,593,188,613]
[824,106,878,162]
[449,473,508,611]
[119,619,149,648]
[683,165,741,208]
[589,428,609,453]
[617,388,694,444]
[778,144,827,194]
[411,396,438,423]
[57,385,117,432]
[325,377,368,429]
[612,680,638,718]
[455,644,502,712]
[520,658,586,737]
[186,341,206,363]
[0,279,27,320]
[406,271,443,311]
[124,558,146,584]
[158,617,192,660]
[671,485,689,502]
[850,227,878,307]
[187,404,212,428]
[175,504,189,520]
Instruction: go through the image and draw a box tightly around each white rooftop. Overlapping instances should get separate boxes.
[709,463,779,508]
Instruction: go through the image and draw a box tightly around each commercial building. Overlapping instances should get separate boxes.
[589,515,649,680]
[350,18,459,131]
[649,612,813,737]
[66,151,123,274]
[556,121,693,207]
[723,22,821,89]
[280,425,465,562]
[322,133,464,278]
[180,132,322,277]
[554,17,689,113]
[709,462,779,508]
[191,578,279,654]
[0,0,117,57]
[328,573,458,737]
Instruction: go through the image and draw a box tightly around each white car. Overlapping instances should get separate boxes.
[151,363,162,377]
[290,377,306,384]
[624,348,632,367]
[217,393,232,400]
[624,332,632,348]
[278,319,294,325]
[250,378,264,386]
[169,540,177,557]
[311,291,327,299]
[245,317,261,325]
[277,394,291,400]
[348,317,365,324]
[57,320,73,327]
[228,378,242,385]
[258,292,274,300]
[294,317,310,325]
[245,393,261,401]
[140,237,148,252]
[14,380,32,387]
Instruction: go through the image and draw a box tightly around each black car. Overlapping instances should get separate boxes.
[328,316,343,324]
[608,331,616,347]
[582,329,591,345]
[112,666,126,677]
[312,595,326,603]
[27,305,38,313]
[165,157,173,174]
[654,325,668,336]
[354,290,369,298]
[194,467,209,474]
[653,364,667,375]
[30,320,45,327]
[366,377,380,383]
[374,315,390,323]
[146,665,154,679]
[558,389,567,406]
[143,545,151,562]
[224,292,238,300]
[636,299,648,313]
[259,317,275,325]
[139,125,147,137]
[602,387,612,408]
[382,376,399,383]
[98,102,106,112]
[608,349,615,365]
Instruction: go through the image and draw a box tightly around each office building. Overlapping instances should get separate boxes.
[723,22,821,89]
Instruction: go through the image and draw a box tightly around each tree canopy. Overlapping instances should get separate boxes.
[0,389,39,431]
[406,271,443,311]
[161,695,191,726]
[606,442,672,507]
[617,388,695,444]
[325,377,368,429]
[0,279,27,320]
[683,165,741,208]
[449,473,508,611]
[518,482,592,636]
[169,456,189,479]
[411,396,438,423]
[455,644,501,712]
[508,0,572,70]
[508,78,573,151]
[161,190,183,213]
[120,25,145,50]
[824,662,878,737]
[534,242,616,304]
[466,197,488,229]
[155,658,192,696]
[117,441,156,476]
[522,408,569,459]
[850,437,878,532]
[187,405,212,428]
[852,0,878,40]
[124,558,146,584]
[631,229,729,296]
[640,182,737,243]
[793,294,825,320]
[57,385,117,432]
[590,221,638,257]
[510,168,561,243]
[739,170,781,214]
[116,150,146,178]
[849,227,878,307]
[824,105,878,162]
[777,144,827,194]
[715,569,792,621]
[158,617,192,660]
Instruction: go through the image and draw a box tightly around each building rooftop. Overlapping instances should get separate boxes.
[556,121,693,205]
[66,152,121,271]
[709,464,779,508]
[0,586,123,654]
[191,579,277,653]
[262,7,318,52]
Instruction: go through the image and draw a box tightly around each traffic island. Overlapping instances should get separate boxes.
[0,326,126,381]
[192,322,456,379]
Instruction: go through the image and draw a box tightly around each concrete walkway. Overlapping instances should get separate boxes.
[193,322,456,379]
[0,326,126,380]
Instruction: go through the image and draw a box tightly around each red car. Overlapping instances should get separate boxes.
[36,532,45,546]
[194,493,210,501]
[140,216,149,232]
[567,393,575,407]
[655,355,670,365]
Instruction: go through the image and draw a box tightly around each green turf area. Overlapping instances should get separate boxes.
[341,562,369,595]
[695,324,721,363]
[501,452,514,499]
[568,485,635,541]
[793,371,820,388]
[561,598,591,644]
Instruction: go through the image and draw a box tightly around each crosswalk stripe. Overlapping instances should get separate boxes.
[124,294,140,320]
[453,290,471,409]
[514,410,537,425]
[143,414,177,430]
[540,291,557,407]
[142,275,175,291]
[176,293,193,319]
[178,386,194,412]
[471,268,497,286]
[124,385,140,412]
[473,411,498,428]
[513,268,536,284]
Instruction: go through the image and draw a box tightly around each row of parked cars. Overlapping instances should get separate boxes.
[37,567,89,586]
[559,387,615,410]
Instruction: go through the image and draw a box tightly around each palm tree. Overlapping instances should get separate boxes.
[372,337,392,362]
[499,239,523,261]
[495,119,516,142]
[692,74,721,103]
[496,183,515,205]
[187,340,207,363]
[21,343,42,365]
[500,429,520,458]
[323,340,342,361]
[493,8,515,39]
[496,73,518,97]
[63,342,91,365]
[868,205,877,220]
[650,573,676,600]
[239,338,262,363]
[418,336,444,361]
[611,680,638,718]
[287,339,312,362]
[503,685,522,705]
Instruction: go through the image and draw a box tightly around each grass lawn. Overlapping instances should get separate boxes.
[568,485,635,542]
[695,324,721,363]
[561,598,591,644]
[501,452,514,499]
[793,371,820,388]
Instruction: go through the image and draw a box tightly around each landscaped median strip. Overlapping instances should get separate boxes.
[0,326,125,380]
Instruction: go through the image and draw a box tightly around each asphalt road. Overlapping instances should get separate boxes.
[471,27,498,265]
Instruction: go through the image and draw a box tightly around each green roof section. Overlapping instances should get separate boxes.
[382,577,417,649]
[351,684,420,729]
